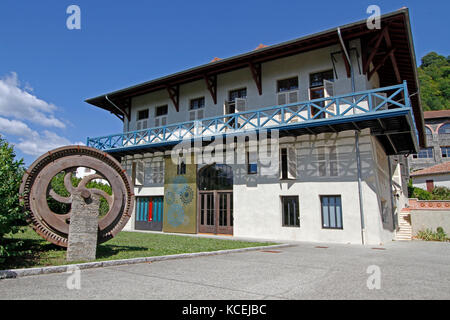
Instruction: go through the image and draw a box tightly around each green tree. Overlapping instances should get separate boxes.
[0,136,27,263]
[418,52,450,111]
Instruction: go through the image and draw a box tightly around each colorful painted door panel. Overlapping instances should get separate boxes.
[135,196,164,231]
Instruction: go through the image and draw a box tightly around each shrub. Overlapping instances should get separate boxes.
[0,136,28,263]
[417,227,448,242]
[431,187,450,200]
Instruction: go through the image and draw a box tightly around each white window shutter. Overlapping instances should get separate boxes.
[235,98,246,112]
[324,80,334,98]
[135,161,144,186]
[161,116,167,126]
[288,90,299,104]
[136,121,142,131]
[287,147,297,179]
[189,111,196,121]
[277,92,287,105]
[197,109,204,119]
[324,80,335,118]
[154,118,160,127]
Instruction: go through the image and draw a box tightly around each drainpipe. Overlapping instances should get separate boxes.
[387,157,397,230]
[338,27,366,244]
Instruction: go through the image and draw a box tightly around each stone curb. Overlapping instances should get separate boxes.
[0,243,291,280]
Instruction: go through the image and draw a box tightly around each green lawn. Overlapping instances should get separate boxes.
[1,227,275,270]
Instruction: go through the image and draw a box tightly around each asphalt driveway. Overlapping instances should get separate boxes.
[1,240,449,300]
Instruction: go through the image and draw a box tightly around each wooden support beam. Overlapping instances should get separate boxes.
[248,61,262,95]
[383,30,402,83]
[167,84,180,112]
[368,47,396,80]
[363,27,389,74]
[204,74,217,104]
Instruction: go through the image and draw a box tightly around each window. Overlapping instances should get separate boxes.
[315,146,339,177]
[189,97,205,120]
[309,70,334,119]
[442,147,450,158]
[281,196,300,227]
[229,88,247,102]
[277,77,298,93]
[154,105,168,127]
[310,70,334,88]
[177,158,186,175]
[425,126,432,136]
[277,77,299,105]
[412,148,433,159]
[155,105,168,117]
[247,151,258,174]
[190,97,205,110]
[136,109,149,131]
[321,195,343,229]
[280,148,288,179]
[438,123,450,135]
[280,147,297,180]
[137,109,149,120]
[143,158,164,185]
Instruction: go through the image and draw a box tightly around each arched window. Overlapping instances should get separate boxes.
[438,123,450,135]
[425,126,432,135]
[198,164,233,191]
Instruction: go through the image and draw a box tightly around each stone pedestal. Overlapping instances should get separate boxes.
[66,192,100,262]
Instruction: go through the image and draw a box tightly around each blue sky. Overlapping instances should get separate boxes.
[0,0,448,165]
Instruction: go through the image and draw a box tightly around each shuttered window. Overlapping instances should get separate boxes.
[281,196,300,227]
[321,195,343,229]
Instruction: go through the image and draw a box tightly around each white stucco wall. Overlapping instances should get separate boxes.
[121,129,395,245]
[412,174,450,190]
[231,130,393,245]
[128,39,370,131]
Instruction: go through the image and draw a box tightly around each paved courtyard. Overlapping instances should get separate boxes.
[1,240,449,300]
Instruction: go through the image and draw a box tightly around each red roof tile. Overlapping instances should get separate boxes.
[410,162,450,177]
[254,43,268,50]
[423,110,450,120]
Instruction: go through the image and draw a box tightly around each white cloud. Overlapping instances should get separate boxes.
[0,72,84,159]
[0,72,65,128]
[15,130,84,157]
[0,117,37,137]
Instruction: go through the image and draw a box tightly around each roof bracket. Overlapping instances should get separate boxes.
[248,61,262,95]
[204,74,217,104]
[167,84,180,112]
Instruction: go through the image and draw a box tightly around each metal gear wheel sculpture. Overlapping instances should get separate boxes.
[19,145,134,247]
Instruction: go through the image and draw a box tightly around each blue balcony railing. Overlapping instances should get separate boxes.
[87,81,417,152]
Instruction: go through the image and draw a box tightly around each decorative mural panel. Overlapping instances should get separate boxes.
[162,155,197,233]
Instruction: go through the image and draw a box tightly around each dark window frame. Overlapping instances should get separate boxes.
[281,196,300,228]
[228,88,247,102]
[277,77,299,93]
[137,109,149,120]
[189,97,205,110]
[247,151,258,175]
[280,148,288,180]
[155,105,168,117]
[177,158,186,175]
[412,147,433,159]
[320,195,343,230]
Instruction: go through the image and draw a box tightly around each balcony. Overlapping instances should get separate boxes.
[87,82,419,156]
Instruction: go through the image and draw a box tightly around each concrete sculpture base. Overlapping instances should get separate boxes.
[66,192,100,262]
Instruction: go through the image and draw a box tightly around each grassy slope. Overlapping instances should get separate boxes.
[1,227,275,269]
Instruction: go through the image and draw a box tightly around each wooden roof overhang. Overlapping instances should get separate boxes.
[85,8,425,147]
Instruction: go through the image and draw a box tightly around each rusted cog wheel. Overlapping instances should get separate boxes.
[19,145,134,247]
